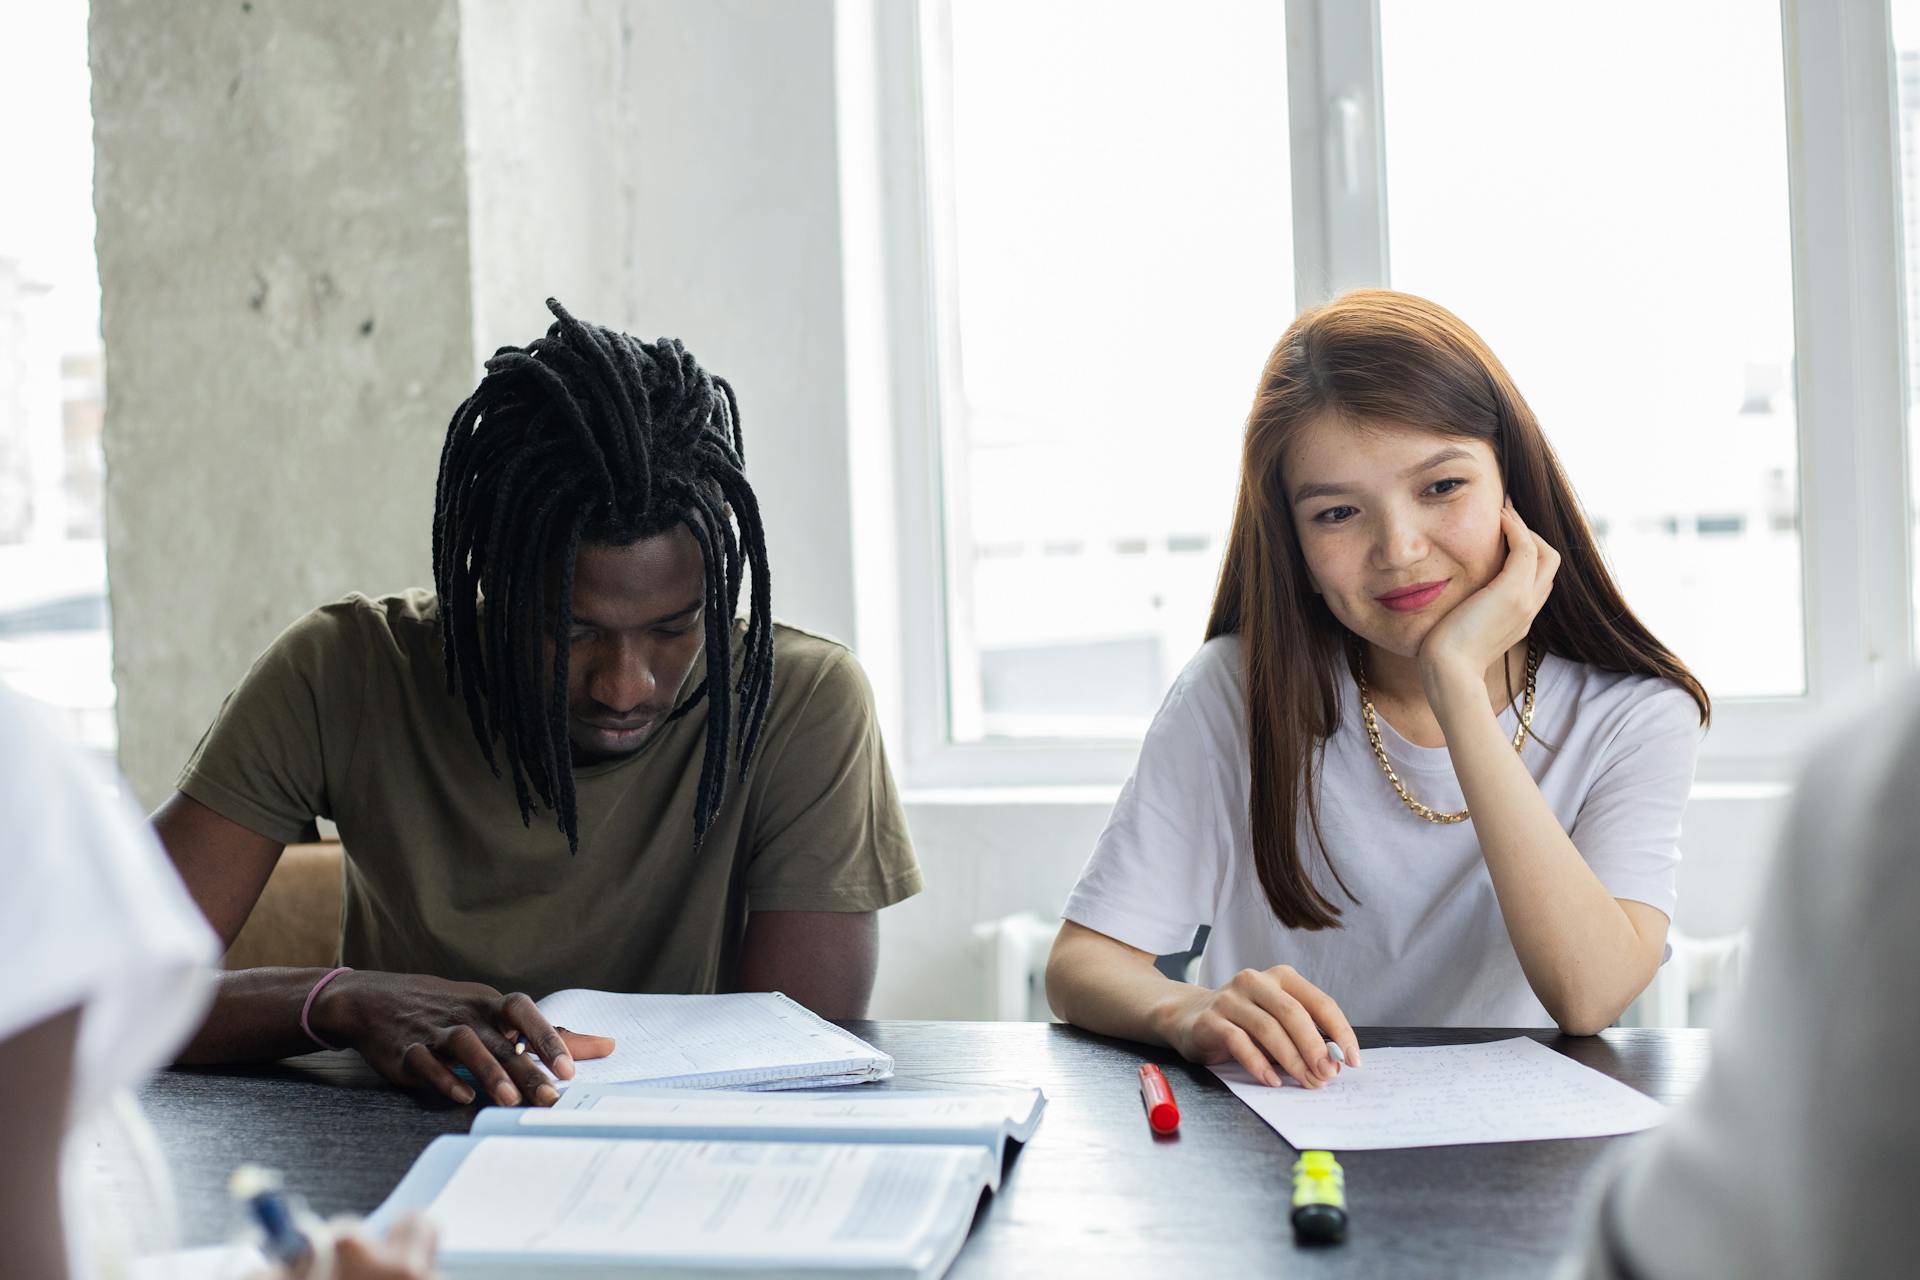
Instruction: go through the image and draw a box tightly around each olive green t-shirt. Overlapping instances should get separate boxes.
[179,590,922,998]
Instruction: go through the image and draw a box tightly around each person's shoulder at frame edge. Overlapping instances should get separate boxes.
[1185,632,1248,693]
[175,590,436,832]
[755,619,881,728]
[1153,632,1251,745]
[1562,660,1705,730]
[739,619,921,894]
[1557,679,1920,1280]
[228,588,438,681]
[735,619,898,795]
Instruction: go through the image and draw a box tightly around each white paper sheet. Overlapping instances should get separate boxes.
[1211,1037,1668,1150]
[534,990,891,1089]
[425,1136,984,1264]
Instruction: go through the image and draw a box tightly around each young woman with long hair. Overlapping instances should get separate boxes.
[1045,290,1709,1089]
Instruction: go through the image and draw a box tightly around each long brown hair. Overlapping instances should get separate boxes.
[1205,289,1710,930]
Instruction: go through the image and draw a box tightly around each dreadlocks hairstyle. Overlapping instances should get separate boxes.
[431,297,774,853]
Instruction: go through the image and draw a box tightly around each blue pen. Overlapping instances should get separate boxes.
[229,1164,312,1269]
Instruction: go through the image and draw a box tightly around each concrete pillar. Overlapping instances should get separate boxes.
[92,0,476,805]
[94,0,864,806]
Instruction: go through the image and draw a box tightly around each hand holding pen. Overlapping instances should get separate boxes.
[302,969,615,1108]
[232,1165,438,1279]
[1150,963,1362,1089]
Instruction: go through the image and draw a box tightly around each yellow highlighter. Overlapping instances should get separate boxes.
[1291,1150,1348,1244]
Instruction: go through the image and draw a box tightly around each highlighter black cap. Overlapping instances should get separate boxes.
[1290,1149,1347,1244]
[1291,1201,1348,1244]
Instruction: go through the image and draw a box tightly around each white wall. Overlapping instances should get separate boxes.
[873,796,1109,1020]
[612,0,860,648]
[461,0,641,352]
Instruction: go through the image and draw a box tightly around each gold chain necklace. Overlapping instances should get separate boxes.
[1355,640,1540,824]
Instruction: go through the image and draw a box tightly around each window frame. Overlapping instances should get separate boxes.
[875,0,1914,790]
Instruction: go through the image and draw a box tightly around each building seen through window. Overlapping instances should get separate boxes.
[1379,0,1803,700]
[0,4,114,757]
[1894,1,1920,651]
[927,0,1812,744]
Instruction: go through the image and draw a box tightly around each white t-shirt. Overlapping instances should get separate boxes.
[0,687,218,1275]
[1062,636,1703,1027]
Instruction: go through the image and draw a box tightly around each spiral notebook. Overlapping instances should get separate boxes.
[534,990,894,1090]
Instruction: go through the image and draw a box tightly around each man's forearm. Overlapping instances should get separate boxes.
[733,910,879,1019]
[175,966,344,1063]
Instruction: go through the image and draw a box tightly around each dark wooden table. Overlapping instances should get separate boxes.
[136,1022,1709,1277]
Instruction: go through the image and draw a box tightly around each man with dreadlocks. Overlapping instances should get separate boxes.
[147,300,923,1109]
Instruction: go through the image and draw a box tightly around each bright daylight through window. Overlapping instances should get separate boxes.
[927,1,1812,756]
[1380,0,1804,699]
[0,5,112,757]
[1894,0,1920,651]
[925,0,1292,743]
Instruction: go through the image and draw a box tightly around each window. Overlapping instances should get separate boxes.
[891,0,1914,783]
[919,0,1291,744]
[1893,0,1920,648]
[0,4,113,757]
[1379,0,1804,699]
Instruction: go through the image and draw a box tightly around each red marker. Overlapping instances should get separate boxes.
[1139,1063,1180,1134]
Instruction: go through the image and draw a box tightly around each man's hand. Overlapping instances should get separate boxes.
[311,971,614,1106]
[283,1214,437,1280]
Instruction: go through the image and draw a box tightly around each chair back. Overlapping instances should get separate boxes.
[221,841,344,970]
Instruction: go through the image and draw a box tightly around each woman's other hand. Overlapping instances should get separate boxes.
[1150,964,1362,1088]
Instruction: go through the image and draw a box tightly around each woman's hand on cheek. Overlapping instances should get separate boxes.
[1417,501,1560,694]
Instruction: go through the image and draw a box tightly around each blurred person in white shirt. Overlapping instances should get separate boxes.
[1566,685,1919,1278]
[0,684,435,1279]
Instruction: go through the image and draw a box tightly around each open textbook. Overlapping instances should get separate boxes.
[1212,1036,1667,1150]
[481,1081,1046,1165]
[367,1085,1046,1278]
[534,990,893,1090]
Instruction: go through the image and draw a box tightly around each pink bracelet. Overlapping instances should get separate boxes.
[300,966,353,1050]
